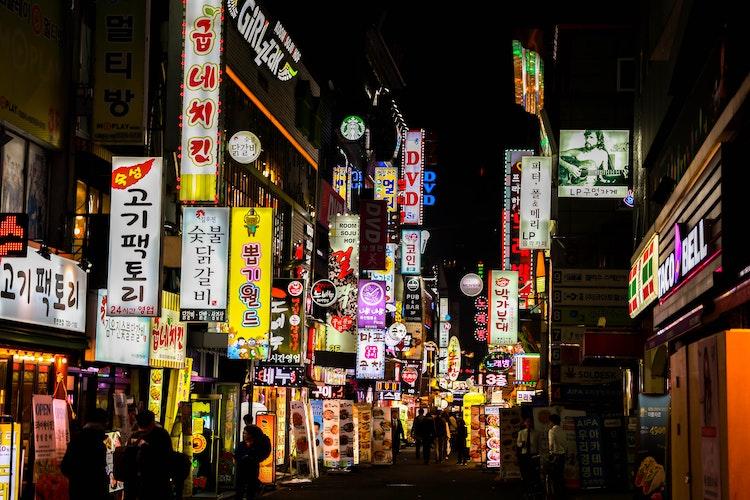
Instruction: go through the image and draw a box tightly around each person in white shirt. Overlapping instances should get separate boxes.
[516,417,539,487]
[547,413,567,499]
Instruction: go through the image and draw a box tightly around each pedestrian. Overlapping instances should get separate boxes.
[447,411,458,459]
[454,417,468,465]
[548,413,567,499]
[434,410,448,463]
[61,407,109,500]
[132,409,174,500]
[516,417,539,490]
[417,409,436,464]
[392,415,404,457]
[411,408,425,460]
[236,424,272,499]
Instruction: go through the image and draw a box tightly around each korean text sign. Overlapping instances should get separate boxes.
[228,208,273,360]
[368,243,396,309]
[107,157,163,316]
[520,156,551,249]
[356,329,386,379]
[268,279,305,364]
[180,0,222,201]
[0,251,86,331]
[326,215,360,351]
[95,289,150,366]
[489,270,519,345]
[401,129,424,225]
[400,229,421,275]
[180,207,229,321]
[357,280,386,329]
[374,166,398,213]
[359,200,387,271]
[150,293,187,369]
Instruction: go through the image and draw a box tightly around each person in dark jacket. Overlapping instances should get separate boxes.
[61,407,109,500]
[392,415,405,457]
[410,409,425,459]
[416,411,436,464]
[132,410,174,500]
[434,411,449,463]
[235,425,270,499]
[455,417,469,465]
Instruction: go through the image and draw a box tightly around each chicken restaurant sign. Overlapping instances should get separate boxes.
[657,218,711,298]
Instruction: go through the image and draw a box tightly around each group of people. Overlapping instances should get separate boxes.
[410,408,468,465]
[516,413,567,499]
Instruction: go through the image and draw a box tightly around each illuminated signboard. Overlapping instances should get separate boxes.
[423,170,436,206]
[267,279,305,365]
[512,40,544,115]
[0,213,28,257]
[400,129,424,225]
[374,166,398,213]
[446,336,461,381]
[658,219,712,299]
[340,115,365,141]
[400,229,421,275]
[515,354,540,383]
[520,156,551,249]
[628,233,659,317]
[488,270,519,345]
[558,130,630,199]
[502,150,534,297]
[325,215,360,353]
[356,329,386,379]
[473,295,488,342]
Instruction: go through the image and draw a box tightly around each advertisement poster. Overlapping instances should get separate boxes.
[355,404,373,464]
[95,290,150,366]
[268,279,305,364]
[228,207,273,360]
[374,166,398,213]
[107,157,163,317]
[402,323,424,361]
[311,399,324,461]
[180,207,229,321]
[498,407,522,479]
[32,395,55,461]
[401,129,424,225]
[574,416,606,489]
[484,406,501,468]
[698,336,721,500]
[469,405,484,463]
[636,395,668,498]
[149,293,187,369]
[339,401,355,467]
[368,243,397,310]
[322,400,341,468]
[104,432,124,493]
[256,414,277,484]
[359,200,387,270]
[400,229,421,275]
[357,280,386,329]
[356,329,386,379]
[403,276,423,322]
[0,422,21,500]
[326,215,360,351]
[519,156,551,249]
[290,401,311,461]
[371,407,393,465]
[180,0,222,201]
[558,130,630,198]
[488,270,519,345]
[147,369,164,419]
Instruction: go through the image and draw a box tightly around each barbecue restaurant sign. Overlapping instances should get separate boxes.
[657,219,710,298]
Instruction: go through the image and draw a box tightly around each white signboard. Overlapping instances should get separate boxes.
[180,207,229,321]
[53,399,69,460]
[95,290,150,366]
[489,270,519,345]
[107,156,163,316]
[228,131,262,164]
[32,395,55,460]
[356,329,386,379]
[459,273,483,297]
[0,251,86,332]
[520,156,551,249]
[401,129,424,225]
[400,229,421,275]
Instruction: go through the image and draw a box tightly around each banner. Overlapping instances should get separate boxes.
[267,279,305,364]
[147,369,164,419]
[355,404,373,464]
[368,243,396,309]
[489,270,519,345]
[326,215,359,352]
[290,401,311,461]
[359,200,387,270]
[95,290,150,366]
[558,130,630,198]
[374,166,398,213]
[180,207,229,321]
[92,0,148,144]
[322,400,340,468]
[357,280,386,329]
[520,156,551,249]
[356,329,386,379]
[401,130,424,225]
[228,207,273,360]
[107,157,163,316]
[400,229,421,275]
[502,149,534,270]
[636,395,668,497]
[371,407,393,465]
[180,0,222,201]
[402,276,422,323]
[339,401,355,467]
[149,292,187,369]
[485,406,501,468]
[52,399,69,460]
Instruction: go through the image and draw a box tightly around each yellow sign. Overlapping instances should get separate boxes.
[228,207,273,359]
[148,368,164,420]
[0,1,65,147]
[462,392,485,447]
[177,357,193,404]
[191,433,207,454]
[256,414,276,484]
[374,166,398,212]
[0,422,21,500]
[91,0,147,144]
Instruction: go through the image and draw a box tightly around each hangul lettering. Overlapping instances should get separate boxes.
[188,226,206,243]
[195,267,214,287]
[124,261,145,281]
[105,15,134,42]
[121,234,150,258]
[105,52,133,78]
[188,136,213,165]
[187,63,218,90]
[190,17,215,54]
[1,263,15,300]
[186,98,215,128]
[53,273,65,310]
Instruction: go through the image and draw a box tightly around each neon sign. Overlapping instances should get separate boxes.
[657,219,710,298]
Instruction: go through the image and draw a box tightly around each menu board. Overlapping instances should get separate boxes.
[498,407,522,478]
[355,404,372,464]
[469,405,484,463]
[339,401,355,467]
[574,416,606,489]
[322,400,341,468]
[371,406,393,465]
[484,406,501,468]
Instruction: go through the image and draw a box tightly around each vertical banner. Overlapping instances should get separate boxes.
[267,278,305,364]
[469,405,484,463]
[369,243,396,310]
[574,417,606,488]
[311,399,324,461]
[107,157,163,316]
[332,166,350,207]
[636,395,668,497]
[359,200,387,270]
[92,0,147,144]
[446,336,461,382]
[371,407,393,465]
[374,166,398,213]
[400,229,421,275]
[257,414,277,484]
[357,280,386,329]
[180,0,222,201]
[326,215,360,352]
[180,207,229,321]
[520,156,551,249]
[290,401,311,463]
[228,207,273,360]
[322,400,340,468]
[401,129,424,225]
[356,329,386,379]
[339,401,355,467]
[484,406,501,468]
[355,404,373,464]
[402,276,423,322]
[502,149,534,270]
[489,270,519,345]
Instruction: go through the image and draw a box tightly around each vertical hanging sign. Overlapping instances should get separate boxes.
[368,243,397,310]
[359,200,387,271]
[180,0,222,202]
[519,156,551,249]
[488,270,519,345]
[180,207,229,321]
[228,207,273,360]
[400,129,424,225]
[374,166,398,213]
[326,215,360,352]
[267,278,305,364]
[356,329,386,379]
[107,157,163,317]
[400,229,421,275]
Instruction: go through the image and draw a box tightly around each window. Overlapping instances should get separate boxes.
[73,179,110,257]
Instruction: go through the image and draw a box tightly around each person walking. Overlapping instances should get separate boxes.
[516,417,540,491]
[417,410,436,464]
[235,425,271,500]
[411,408,425,460]
[548,413,567,499]
[392,415,405,458]
[447,412,458,460]
[434,410,448,463]
[132,410,174,500]
[61,408,109,500]
[454,417,468,465]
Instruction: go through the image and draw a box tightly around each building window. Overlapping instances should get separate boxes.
[73,179,110,258]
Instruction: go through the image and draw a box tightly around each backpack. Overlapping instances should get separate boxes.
[113,444,139,482]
